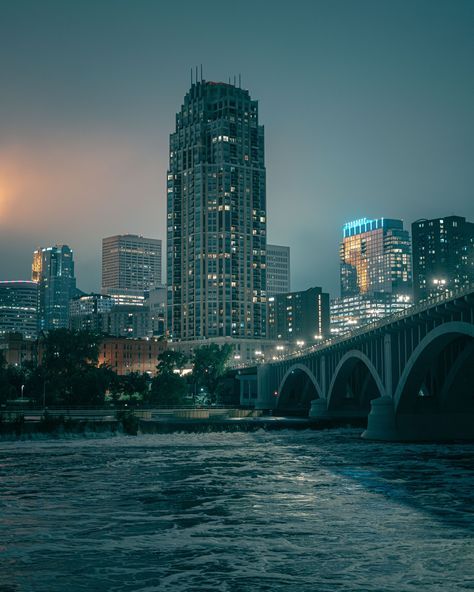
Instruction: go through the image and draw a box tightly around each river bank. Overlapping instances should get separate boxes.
[0,412,367,439]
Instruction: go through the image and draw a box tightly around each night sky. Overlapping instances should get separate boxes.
[1,0,473,297]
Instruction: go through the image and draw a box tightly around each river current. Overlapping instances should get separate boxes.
[0,429,473,592]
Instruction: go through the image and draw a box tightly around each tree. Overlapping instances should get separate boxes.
[109,371,150,405]
[39,329,109,405]
[156,350,187,374]
[149,350,188,406]
[191,344,233,403]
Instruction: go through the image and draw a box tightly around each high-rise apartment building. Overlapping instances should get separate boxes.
[167,79,266,341]
[0,281,38,339]
[266,244,290,296]
[32,245,76,331]
[340,217,412,297]
[102,234,162,300]
[268,287,330,343]
[412,215,474,302]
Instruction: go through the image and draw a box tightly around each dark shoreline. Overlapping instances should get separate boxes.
[0,416,367,439]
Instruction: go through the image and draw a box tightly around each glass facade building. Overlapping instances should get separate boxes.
[412,216,474,302]
[334,218,413,334]
[0,281,38,340]
[32,245,76,331]
[167,79,266,341]
[340,217,412,297]
[330,292,412,336]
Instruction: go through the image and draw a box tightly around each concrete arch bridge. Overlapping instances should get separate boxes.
[244,287,474,441]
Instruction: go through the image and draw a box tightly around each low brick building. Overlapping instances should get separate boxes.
[98,337,167,375]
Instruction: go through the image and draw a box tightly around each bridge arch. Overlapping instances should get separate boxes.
[327,350,386,415]
[276,363,323,416]
[394,321,474,416]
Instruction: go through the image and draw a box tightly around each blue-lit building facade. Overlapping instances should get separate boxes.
[32,245,76,331]
[332,217,413,335]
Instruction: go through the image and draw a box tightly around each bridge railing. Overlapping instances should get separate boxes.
[244,282,474,366]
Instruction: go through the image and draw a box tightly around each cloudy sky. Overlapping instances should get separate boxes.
[1,0,473,296]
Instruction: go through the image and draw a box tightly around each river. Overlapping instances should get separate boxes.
[0,429,473,591]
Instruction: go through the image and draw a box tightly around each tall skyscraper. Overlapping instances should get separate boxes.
[102,234,162,302]
[412,215,474,302]
[266,244,290,296]
[167,79,267,341]
[32,245,76,331]
[340,217,412,297]
[0,281,38,339]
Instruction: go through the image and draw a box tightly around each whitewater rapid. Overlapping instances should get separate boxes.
[0,429,473,591]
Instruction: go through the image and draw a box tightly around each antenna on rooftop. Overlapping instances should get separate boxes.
[200,64,203,81]
[191,67,193,85]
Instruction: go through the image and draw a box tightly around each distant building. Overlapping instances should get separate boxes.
[147,286,167,337]
[412,215,474,302]
[32,245,76,331]
[101,305,150,339]
[0,281,38,339]
[69,293,115,332]
[266,244,290,296]
[268,287,330,344]
[98,337,166,375]
[340,218,412,298]
[330,292,412,336]
[0,332,37,367]
[102,234,162,303]
[167,79,266,342]
[334,218,413,334]
[169,336,286,367]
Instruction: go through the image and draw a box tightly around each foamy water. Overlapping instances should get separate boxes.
[0,429,473,591]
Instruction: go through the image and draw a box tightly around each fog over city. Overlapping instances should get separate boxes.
[1,0,473,296]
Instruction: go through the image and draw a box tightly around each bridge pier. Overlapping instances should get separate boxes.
[363,398,474,441]
[362,397,397,440]
[308,398,331,419]
[309,398,369,422]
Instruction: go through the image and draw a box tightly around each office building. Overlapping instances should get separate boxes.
[268,287,330,344]
[330,292,412,336]
[167,78,266,341]
[102,234,162,302]
[266,244,290,296]
[412,216,474,302]
[32,245,76,331]
[340,218,412,298]
[101,305,150,339]
[0,281,38,340]
[69,293,115,332]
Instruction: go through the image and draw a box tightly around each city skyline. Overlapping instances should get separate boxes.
[1,0,473,297]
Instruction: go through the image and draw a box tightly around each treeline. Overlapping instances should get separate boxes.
[0,329,235,407]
